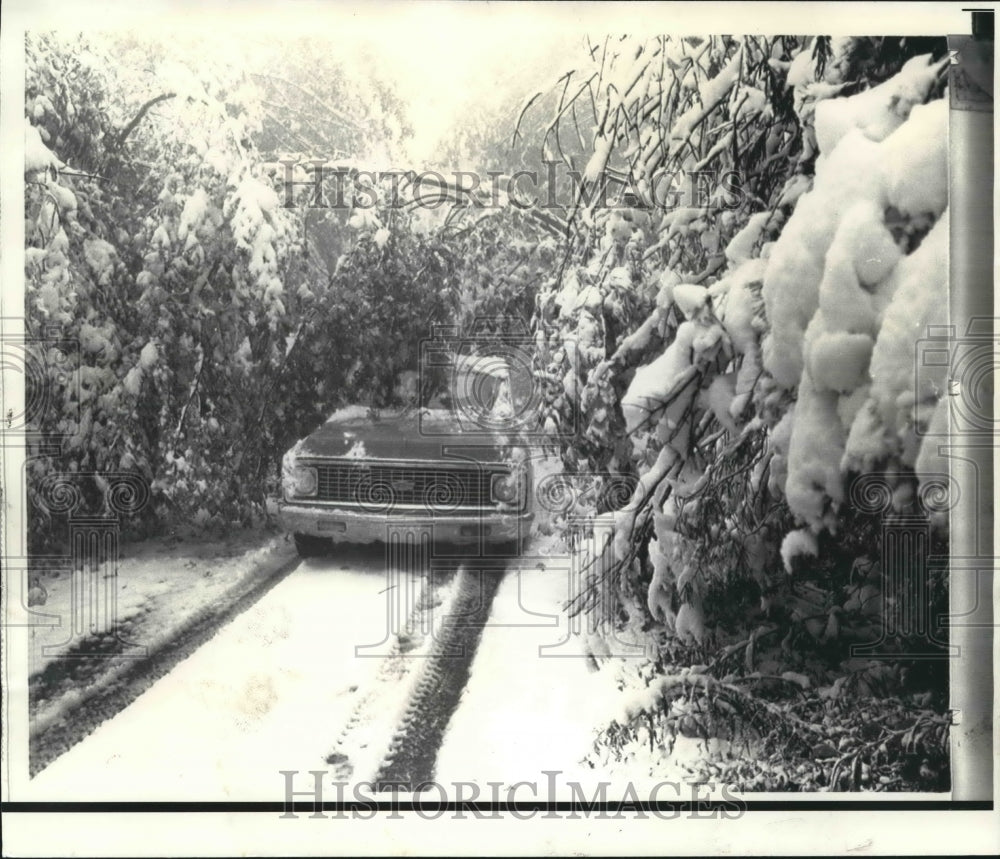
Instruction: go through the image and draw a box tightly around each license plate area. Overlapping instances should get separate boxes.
[317,520,348,533]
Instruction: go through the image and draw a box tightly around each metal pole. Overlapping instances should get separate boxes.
[947,28,994,801]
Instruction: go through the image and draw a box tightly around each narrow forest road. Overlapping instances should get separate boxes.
[27,547,434,800]
[23,543,624,801]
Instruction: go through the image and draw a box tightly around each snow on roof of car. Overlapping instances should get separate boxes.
[323,404,372,423]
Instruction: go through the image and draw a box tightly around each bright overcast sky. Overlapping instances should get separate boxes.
[5,0,972,165]
[339,3,584,163]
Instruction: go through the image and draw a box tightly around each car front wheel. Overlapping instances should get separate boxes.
[294,533,331,558]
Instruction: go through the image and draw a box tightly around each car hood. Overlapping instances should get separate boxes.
[293,408,512,463]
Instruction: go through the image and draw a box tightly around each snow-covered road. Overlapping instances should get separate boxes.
[25,542,653,802]
[434,562,623,788]
[29,547,416,801]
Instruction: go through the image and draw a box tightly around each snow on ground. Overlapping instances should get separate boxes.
[435,545,709,796]
[434,561,613,789]
[327,569,464,788]
[30,529,288,678]
[27,527,713,801]
[26,548,406,800]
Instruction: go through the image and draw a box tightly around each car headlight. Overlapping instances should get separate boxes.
[491,471,525,508]
[284,463,318,499]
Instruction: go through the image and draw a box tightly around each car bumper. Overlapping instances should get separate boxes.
[278,501,533,545]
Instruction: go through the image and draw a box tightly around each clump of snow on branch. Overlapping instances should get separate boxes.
[534,38,951,644]
[226,175,294,321]
[749,55,948,533]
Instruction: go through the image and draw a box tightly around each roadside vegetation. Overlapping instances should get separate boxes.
[26,33,952,790]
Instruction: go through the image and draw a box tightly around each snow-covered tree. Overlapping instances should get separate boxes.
[523,35,952,789]
[24,32,434,544]
[25,31,568,548]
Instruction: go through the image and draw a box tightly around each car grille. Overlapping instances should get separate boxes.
[311,461,502,512]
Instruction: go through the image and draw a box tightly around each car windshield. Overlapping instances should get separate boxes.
[422,352,508,413]
[387,343,533,428]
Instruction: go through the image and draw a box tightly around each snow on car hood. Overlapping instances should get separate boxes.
[294,407,512,462]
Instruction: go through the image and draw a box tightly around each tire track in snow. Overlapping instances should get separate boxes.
[373,564,506,791]
[29,550,301,776]
[322,561,461,782]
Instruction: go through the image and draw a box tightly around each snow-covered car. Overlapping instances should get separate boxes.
[278,357,533,556]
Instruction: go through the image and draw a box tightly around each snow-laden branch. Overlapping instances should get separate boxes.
[111,92,176,151]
